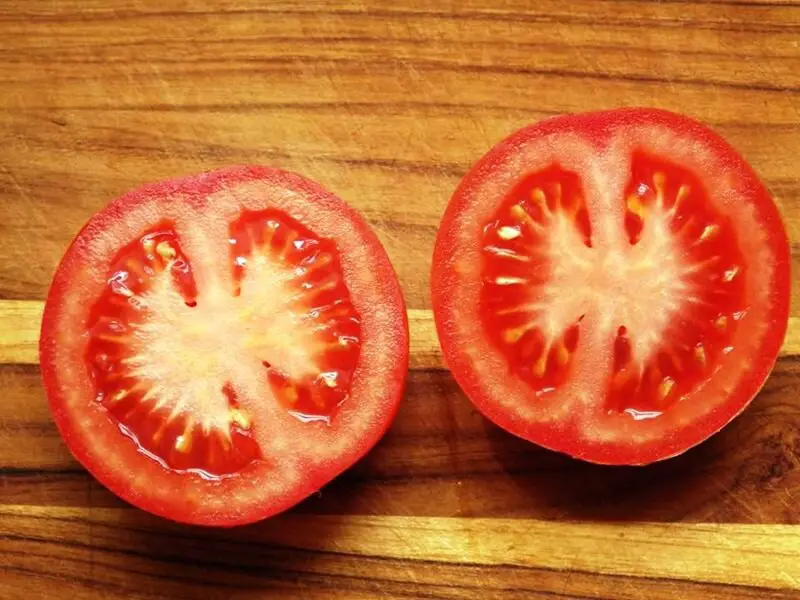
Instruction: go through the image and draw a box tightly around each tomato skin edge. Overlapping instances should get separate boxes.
[40,165,410,525]
[432,108,791,465]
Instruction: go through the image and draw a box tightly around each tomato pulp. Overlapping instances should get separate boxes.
[432,109,790,465]
[40,166,409,525]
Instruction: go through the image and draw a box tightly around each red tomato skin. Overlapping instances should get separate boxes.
[41,166,409,525]
[432,108,791,465]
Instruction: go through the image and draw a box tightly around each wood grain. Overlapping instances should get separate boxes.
[2,0,800,598]
[4,506,800,599]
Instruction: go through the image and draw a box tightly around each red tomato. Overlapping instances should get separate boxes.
[432,108,790,465]
[40,166,409,525]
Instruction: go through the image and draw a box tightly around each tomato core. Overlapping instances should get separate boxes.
[480,155,747,420]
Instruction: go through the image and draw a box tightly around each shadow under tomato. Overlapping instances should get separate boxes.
[483,381,800,524]
[290,366,800,524]
[105,506,361,596]
[100,364,800,597]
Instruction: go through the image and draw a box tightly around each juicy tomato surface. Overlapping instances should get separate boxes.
[432,108,791,465]
[40,166,409,525]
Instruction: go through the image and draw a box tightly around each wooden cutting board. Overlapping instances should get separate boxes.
[2,1,799,598]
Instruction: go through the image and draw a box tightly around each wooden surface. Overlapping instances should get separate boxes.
[2,1,800,598]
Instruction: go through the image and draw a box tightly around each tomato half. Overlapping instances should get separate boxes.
[40,166,408,525]
[432,108,791,465]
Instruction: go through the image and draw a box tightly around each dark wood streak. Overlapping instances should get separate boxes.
[2,5,799,35]
[0,102,565,117]
[2,57,798,94]
[2,36,796,63]
[3,106,800,136]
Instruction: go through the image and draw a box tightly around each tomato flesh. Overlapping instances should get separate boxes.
[433,109,790,465]
[41,166,408,524]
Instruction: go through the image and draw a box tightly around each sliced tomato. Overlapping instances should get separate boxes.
[40,166,408,525]
[432,108,790,465]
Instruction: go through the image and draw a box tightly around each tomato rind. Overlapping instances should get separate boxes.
[432,108,790,465]
[41,166,409,525]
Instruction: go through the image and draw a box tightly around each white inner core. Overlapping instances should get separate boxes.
[534,207,689,366]
[123,257,320,433]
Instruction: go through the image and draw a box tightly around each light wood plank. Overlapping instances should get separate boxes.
[2,506,800,596]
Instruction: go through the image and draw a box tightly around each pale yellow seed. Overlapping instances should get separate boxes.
[627,194,646,219]
[533,343,551,378]
[695,344,706,366]
[658,376,675,400]
[698,224,719,242]
[503,327,526,344]
[112,281,134,297]
[555,342,570,366]
[653,171,666,190]
[723,266,740,282]
[495,276,526,286]
[510,204,546,233]
[497,226,521,241]
[175,436,189,452]
[715,315,728,330]
[673,184,690,211]
[156,242,177,261]
[94,332,128,344]
[108,389,128,404]
[284,386,299,404]
[320,372,338,388]
[533,356,548,378]
[230,408,251,430]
